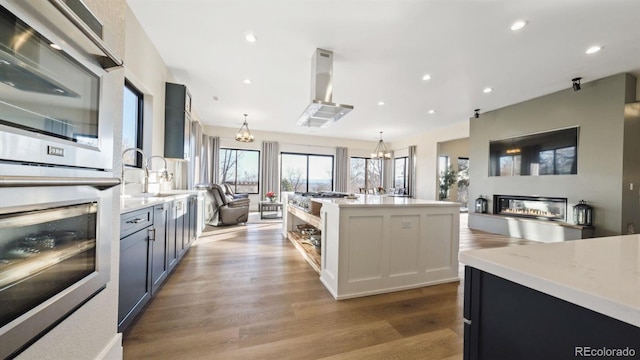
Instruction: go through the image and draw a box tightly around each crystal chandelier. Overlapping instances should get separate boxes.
[371,131,391,159]
[235,114,254,143]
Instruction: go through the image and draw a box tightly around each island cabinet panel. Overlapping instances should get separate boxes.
[346,216,384,281]
[463,266,640,360]
[319,199,460,300]
[388,215,420,276]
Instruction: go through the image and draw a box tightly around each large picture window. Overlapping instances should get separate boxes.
[219,149,260,194]
[350,157,383,193]
[122,80,143,167]
[281,153,333,192]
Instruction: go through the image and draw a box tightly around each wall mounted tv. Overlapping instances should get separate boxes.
[489,127,578,176]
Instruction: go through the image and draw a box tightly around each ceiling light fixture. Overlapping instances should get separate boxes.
[572,77,582,91]
[245,34,257,43]
[377,101,385,106]
[428,109,436,114]
[422,74,432,81]
[371,131,392,159]
[243,79,251,84]
[474,109,480,119]
[235,114,254,143]
[585,45,602,54]
[483,87,493,93]
[510,20,528,31]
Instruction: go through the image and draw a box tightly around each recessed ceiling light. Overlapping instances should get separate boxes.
[245,34,257,43]
[585,45,602,54]
[428,109,435,114]
[243,79,252,84]
[49,43,62,50]
[422,74,431,81]
[510,20,528,31]
[377,101,385,106]
[483,87,493,93]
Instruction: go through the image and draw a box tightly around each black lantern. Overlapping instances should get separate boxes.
[573,200,593,226]
[475,196,488,213]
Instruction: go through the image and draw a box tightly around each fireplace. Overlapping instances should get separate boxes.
[493,195,567,221]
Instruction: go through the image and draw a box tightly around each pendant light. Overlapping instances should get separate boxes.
[235,113,254,143]
[371,131,391,159]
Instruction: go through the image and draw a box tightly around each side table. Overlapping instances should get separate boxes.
[259,201,283,220]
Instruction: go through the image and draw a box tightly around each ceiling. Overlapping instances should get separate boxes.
[127,0,640,142]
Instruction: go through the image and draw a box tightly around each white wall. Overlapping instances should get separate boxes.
[393,121,470,200]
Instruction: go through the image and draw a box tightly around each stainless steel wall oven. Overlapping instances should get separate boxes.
[0,0,122,357]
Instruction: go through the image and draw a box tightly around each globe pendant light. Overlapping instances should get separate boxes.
[235,113,254,143]
[371,131,391,159]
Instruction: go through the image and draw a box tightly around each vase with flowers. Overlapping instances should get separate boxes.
[376,186,385,195]
[266,191,277,202]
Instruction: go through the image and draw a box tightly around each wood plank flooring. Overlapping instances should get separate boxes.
[122,214,536,359]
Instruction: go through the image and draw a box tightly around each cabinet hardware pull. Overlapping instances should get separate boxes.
[148,227,156,241]
[126,218,144,224]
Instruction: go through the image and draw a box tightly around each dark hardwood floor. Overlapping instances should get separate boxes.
[122,213,536,359]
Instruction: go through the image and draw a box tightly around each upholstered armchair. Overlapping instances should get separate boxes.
[222,183,249,199]
[198,184,250,226]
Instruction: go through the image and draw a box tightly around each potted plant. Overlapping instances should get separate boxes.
[439,166,457,200]
[266,191,277,202]
[376,186,385,194]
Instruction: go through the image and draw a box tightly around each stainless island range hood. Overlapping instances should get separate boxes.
[296,48,353,128]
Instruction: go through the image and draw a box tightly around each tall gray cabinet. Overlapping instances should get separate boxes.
[164,82,192,160]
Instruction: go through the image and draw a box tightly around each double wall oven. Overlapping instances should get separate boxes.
[0,0,122,358]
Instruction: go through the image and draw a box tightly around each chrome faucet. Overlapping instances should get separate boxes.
[121,148,149,195]
[146,155,171,182]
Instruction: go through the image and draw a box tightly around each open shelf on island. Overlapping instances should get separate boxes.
[287,231,321,274]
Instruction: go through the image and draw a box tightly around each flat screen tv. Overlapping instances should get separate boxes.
[489,127,578,176]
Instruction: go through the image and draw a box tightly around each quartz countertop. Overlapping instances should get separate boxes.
[120,190,203,214]
[459,235,640,327]
[313,194,460,208]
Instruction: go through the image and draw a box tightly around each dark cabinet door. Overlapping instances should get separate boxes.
[118,227,152,332]
[164,83,191,160]
[167,201,178,272]
[151,204,169,295]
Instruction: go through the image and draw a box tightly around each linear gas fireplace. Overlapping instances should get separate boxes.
[494,195,567,221]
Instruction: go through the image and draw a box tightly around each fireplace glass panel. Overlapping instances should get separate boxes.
[494,195,567,221]
[0,202,97,328]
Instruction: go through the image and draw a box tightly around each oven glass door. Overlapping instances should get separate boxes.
[0,4,100,147]
[0,201,97,328]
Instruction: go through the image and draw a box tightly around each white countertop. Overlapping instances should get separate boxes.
[314,194,461,208]
[120,190,202,213]
[459,235,640,327]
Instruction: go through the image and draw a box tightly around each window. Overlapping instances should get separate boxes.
[219,149,260,194]
[393,157,408,190]
[281,153,333,192]
[539,146,576,175]
[122,80,143,167]
[457,157,469,208]
[349,157,383,193]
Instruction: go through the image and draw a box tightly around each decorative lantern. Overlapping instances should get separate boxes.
[475,196,488,213]
[573,200,593,226]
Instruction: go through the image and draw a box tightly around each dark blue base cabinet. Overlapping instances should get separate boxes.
[463,266,640,360]
[118,196,198,332]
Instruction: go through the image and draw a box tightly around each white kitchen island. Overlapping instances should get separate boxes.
[283,193,461,300]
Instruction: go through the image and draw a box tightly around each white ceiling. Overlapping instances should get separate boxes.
[127,0,640,142]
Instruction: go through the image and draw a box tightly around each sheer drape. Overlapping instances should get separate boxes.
[261,141,279,198]
[407,145,417,198]
[200,135,218,184]
[188,121,203,190]
[211,136,220,184]
[335,147,349,192]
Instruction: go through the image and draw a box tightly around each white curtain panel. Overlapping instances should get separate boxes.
[335,147,349,192]
[408,145,417,198]
[211,136,220,184]
[261,141,279,198]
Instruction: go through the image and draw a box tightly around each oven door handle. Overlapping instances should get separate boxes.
[0,176,120,190]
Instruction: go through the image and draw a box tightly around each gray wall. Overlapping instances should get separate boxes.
[469,73,636,237]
